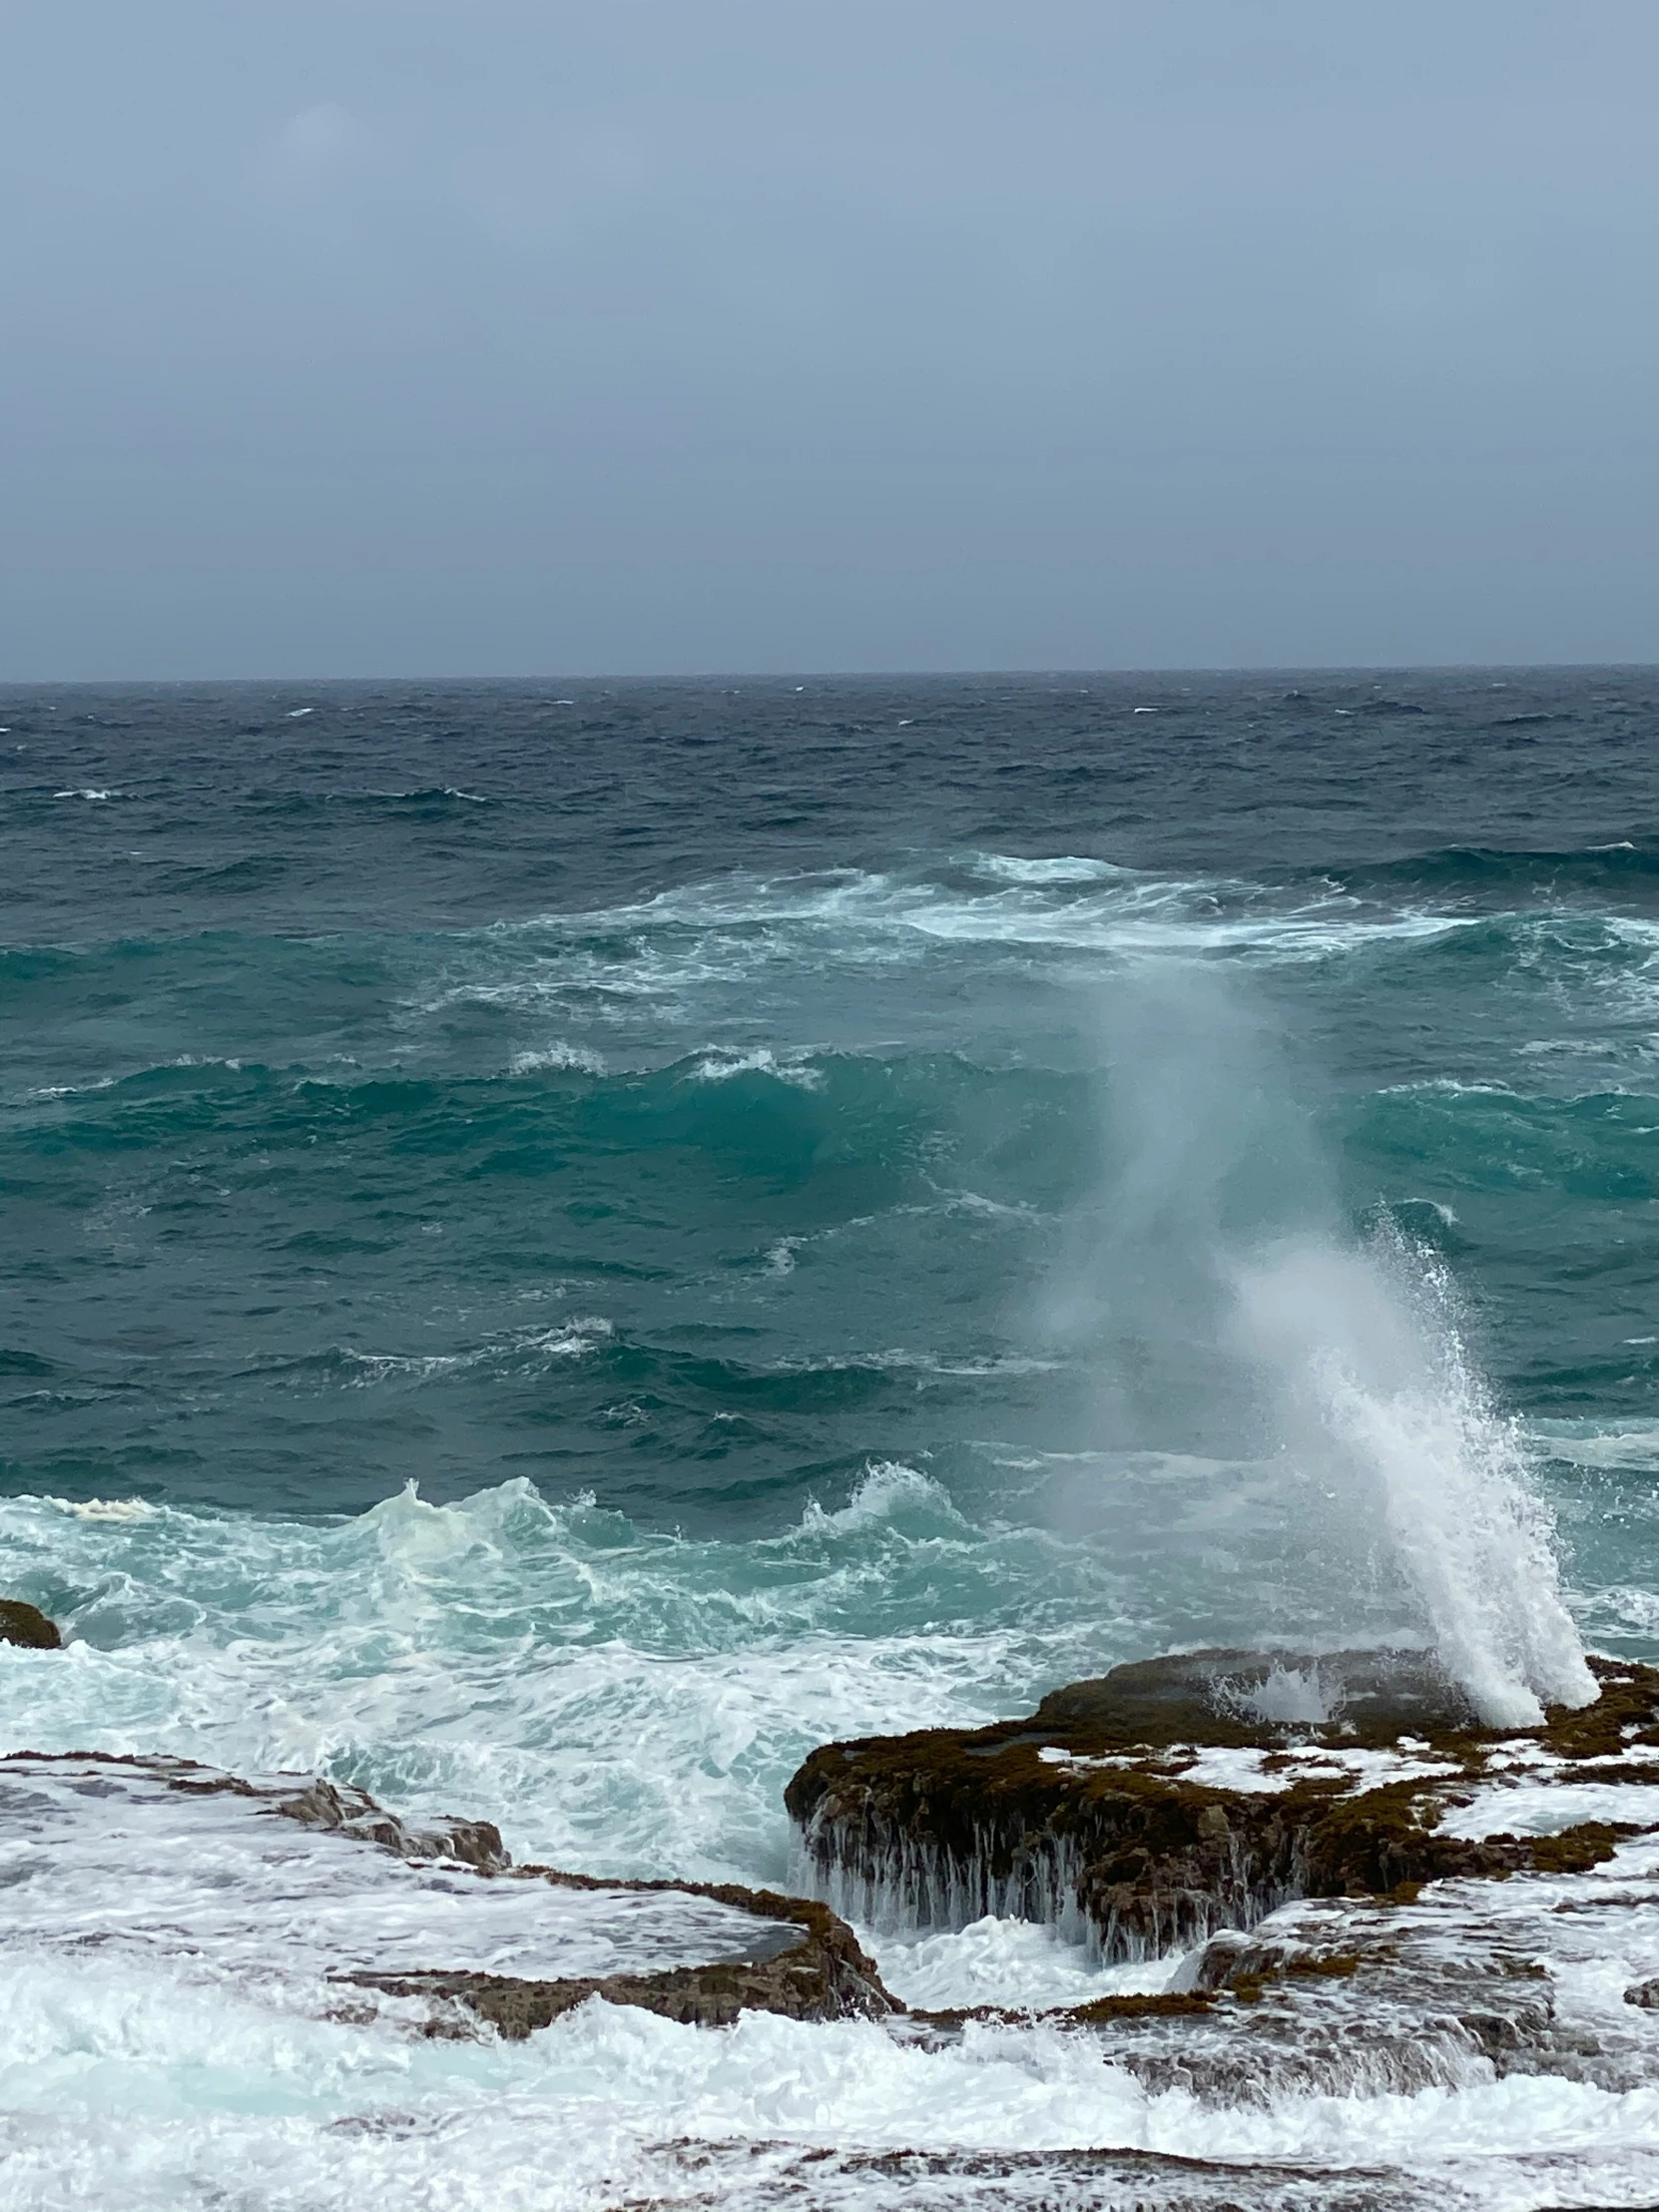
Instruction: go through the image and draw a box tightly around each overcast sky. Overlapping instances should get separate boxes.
[4,1,1657,678]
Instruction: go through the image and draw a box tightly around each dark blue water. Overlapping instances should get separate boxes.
[4,670,1657,1537]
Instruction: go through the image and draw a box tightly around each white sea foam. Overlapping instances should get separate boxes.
[860,1914,1185,2011]
[780,1347,1063,1379]
[25,1073,118,1101]
[0,1757,777,1987]
[763,1236,802,1276]
[7,1947,1659,2212]
[1034,1741,1462,1795]
[968,853,1129,885]
[304,1319,615,1391]
[508,1040,606,1075]
[1438,1780,1659,1839]
[689,1045,827,1088]
[1581,1587,1659,1638]
[0,1470,1105,1887]
[426,867,1483,1043]
[1529,1419,1659,1472]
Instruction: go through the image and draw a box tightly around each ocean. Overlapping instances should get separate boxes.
[4,669,1659,2205]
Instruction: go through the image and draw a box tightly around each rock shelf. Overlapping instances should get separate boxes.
[0,1752,893,2037]
[785,1648,1659,1959]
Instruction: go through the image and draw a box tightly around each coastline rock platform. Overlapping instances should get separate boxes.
[0,1751,893,2038]
[786,1647,1659,1959]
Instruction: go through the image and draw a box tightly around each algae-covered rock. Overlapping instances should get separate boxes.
[0,1599,62,1649]
[786,1647,1656,1961]
[1027,1646,1479,1747]
[353,1878,894,2035]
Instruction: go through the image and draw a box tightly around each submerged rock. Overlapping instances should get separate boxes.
[787,1648,1654,1960]
[355,1876,893,2034]
[0,1599,62,1649]
[0,1752,894,2036]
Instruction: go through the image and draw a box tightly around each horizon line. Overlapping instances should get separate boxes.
[4,658,1658,689]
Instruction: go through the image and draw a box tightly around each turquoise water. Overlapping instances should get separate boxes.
[3,672,1659,2202]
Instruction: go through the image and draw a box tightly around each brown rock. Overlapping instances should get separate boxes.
[0,1600,62,1649]
[354,1882,894,2037]
[786,1648,1648,1961]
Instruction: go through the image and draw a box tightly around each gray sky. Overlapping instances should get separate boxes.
[4,1,1657,678]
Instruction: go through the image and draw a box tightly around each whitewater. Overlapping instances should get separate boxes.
[5,670,1659,2207]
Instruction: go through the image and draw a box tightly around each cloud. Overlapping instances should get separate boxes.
[264,103,371,196]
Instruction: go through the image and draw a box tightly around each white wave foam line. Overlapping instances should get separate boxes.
[967,853,1132,885]
[507,1041,606,1075]
[777,1348,1064,1378]
[9,1964,1659,2205]
[898,895,1474,963]
[23,1074,119,1101]
[294,1320,615,1389]
[469,866,1483,979]
[1528,1420,1659,1472]
[356,785,490,804]
[0,1472,1124,1887]
[688,1046,826,1089]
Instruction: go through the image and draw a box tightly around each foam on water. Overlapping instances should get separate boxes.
[0,1757,782,1986]
[9,1909,1659,2210]
[0,1470,1133,1884]
[865,1916,1188,2011]
[405,862,1484,1071]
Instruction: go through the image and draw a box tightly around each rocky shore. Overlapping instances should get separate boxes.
[10,1639,1659,2130]
[0,1749,892,2038]
[785,1647,1652,1961]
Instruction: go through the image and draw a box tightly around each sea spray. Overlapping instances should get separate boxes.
[1233,1225,1597,1725]
[1055,961,1597,1725]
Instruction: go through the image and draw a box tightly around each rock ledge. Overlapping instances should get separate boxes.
[786,1647,1655,1958]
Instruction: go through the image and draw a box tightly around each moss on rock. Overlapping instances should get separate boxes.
[0,1600,62,1649]
[787,1649,1659,1961]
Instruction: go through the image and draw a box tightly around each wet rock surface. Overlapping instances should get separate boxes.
[357,1892,890,2034]
[1026,1646,1485,1748]
[958,1833,1659,2104]
[0,1600,61,1649]
[600,2139,1653,2212]
[0,1752,893,2035]
[787,1648,1659,1959]
[352,1871,896,2034]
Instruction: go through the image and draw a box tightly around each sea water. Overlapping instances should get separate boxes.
[4,671,1659,2205]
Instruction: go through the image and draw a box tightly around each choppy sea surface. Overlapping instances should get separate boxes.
[4,670,1659,2206]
